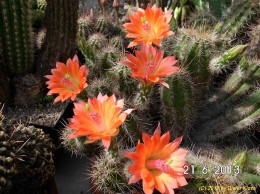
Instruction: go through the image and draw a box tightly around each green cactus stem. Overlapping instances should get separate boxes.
[0,0,34,75]
[214,1,258,39]
[162,71,195,137]
[89,150,134,194]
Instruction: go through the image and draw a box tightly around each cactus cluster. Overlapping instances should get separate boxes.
[0,0,34,76]
[160,2,260,142]
[49,2,260,194]
[77,12,125,76]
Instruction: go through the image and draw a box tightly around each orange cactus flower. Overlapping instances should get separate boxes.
[123,4,174,48]
[68,93,133,149]
[119,43,179,88]
[124,124,189,194]
[45,55,89,103]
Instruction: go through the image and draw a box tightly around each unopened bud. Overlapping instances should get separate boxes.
[232,151,247,170]
[221,44,248,64]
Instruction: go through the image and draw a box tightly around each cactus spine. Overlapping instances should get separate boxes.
[0,0,34,75]
[89,150,136,194]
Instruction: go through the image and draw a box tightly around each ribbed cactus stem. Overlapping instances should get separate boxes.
[108,137,119,158]
[214,1,256,39]
[162,73,194,136]
[0,0,34,75]
[200,60,259,122]
[37,0,78,76]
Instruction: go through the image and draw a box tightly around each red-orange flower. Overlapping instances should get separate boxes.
[119,43,179,88]
[45,55,89,103]
[68,93,133,149]
[124,124,189,194]
[123,4,174,48]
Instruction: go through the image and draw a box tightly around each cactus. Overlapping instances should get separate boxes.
[0,107,55,193]
[213,0,259,40]
[77,14,95,40]
[77,12,125,76]
[7,124,55,192]
[0,0,34,75]
[31,0,47,25]
[60,127,102,157]
[0,130,16,193]
[89,150,136,194]
[199,57,259,123]
[37,0,79,76]
[162,71,195,137]
[246,20,260,58]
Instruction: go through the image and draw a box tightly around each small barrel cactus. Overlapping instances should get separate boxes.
[6,124,55,193]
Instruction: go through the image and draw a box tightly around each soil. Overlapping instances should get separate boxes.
[3,101,69,128]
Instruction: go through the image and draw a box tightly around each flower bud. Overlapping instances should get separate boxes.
[232,151,247,170]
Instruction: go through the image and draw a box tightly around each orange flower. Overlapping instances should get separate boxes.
[123,4,174,48]
[45,55,89,103]
[124,124,189,194]
[119,43,179,88]
[68,93,133,149]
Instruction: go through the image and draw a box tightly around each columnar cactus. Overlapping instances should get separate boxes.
[37,0,79,76]
[162,71,195,137]
[0,0,34,75]
[89,150,136,194]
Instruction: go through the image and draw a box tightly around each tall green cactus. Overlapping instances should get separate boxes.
[0,0,34,75]
[184,147,260,194]
[162,71,195,137]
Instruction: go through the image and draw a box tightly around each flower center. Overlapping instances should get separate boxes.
[61,73,76,89]
[144,61,156,75]
[146,159,174,174]
[89,112,101,124]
